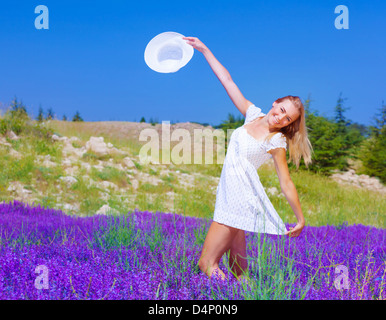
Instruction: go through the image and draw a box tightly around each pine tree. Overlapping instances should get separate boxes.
[72,111,84,122]
[140,116,146,123]
[10,96,28,119]
[293,96,350,174]
[62,114,67,121]
[333,92,354,164]
[46,107,54,120]
[358,101,386,183]
[334,92,351,134]
[37,105,44,122]
[370,100,386,137]
[5,96,29,135]
[300,113,348,174]
[149,117,158,126]
[303,93,313,117]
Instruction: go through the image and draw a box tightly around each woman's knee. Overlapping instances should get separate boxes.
[198,247,220,270]
[198,222,242,273]
[198,255,207,271]
[198,256,219,274]
[198,258,209,273]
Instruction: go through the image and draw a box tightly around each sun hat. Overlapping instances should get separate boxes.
[144,31,194,73]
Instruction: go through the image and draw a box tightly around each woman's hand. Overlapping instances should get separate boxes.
[284,222,305,238]
[182,37,208,53]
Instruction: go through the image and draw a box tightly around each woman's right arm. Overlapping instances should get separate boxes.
[183,37,252,117]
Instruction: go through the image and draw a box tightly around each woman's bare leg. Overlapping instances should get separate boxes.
[198,221,240,279]
[229,229,248,279]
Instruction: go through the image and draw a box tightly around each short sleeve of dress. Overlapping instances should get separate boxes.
[244,104,263,124]
[266,132,287,152]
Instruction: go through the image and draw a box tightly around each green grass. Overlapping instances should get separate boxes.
[148,168,158,176]
[174,186,215,219]
[89,166,130,189]
[0,153,35,186]
[32,138,62,159]
[160,173,177,184]
[258,164,385,228]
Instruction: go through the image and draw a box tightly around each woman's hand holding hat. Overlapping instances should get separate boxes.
[182,37,208,53]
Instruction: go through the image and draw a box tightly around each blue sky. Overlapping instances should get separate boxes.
[0,0,385,127]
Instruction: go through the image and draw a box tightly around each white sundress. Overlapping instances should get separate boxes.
[213,104,288,235]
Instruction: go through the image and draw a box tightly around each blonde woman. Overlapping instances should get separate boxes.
[183,36,313,281]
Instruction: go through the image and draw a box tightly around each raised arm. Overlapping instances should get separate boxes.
[183,36,252,117]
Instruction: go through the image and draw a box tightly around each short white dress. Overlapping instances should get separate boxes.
[213,104,288,235]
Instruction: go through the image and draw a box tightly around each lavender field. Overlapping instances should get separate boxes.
[0,200,385,300]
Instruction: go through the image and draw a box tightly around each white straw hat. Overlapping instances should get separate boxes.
[144,31,194,73]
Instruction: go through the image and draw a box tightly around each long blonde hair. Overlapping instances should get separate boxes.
[264,95,313,169]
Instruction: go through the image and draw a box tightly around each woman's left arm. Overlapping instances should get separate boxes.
[268,148,305,237]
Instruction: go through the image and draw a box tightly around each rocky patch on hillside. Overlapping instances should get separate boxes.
[1,130,220,215]
[330,169,386,194]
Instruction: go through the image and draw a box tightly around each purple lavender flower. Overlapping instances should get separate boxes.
[0,200,385,300]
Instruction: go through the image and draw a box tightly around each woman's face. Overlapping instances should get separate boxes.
[268,100,299,129]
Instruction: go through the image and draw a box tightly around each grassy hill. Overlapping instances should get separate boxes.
[0,119,384,228]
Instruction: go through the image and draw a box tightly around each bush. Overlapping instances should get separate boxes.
[0,118,7,135]
[0,111,29,136]
[357,102,386,183]
[0,97,32,136]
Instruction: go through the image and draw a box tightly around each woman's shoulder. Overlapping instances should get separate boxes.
[274,131,286,139]
[245,104,264,124]
[245,104,263,114]
[266,131,287,152]
[272,131,287,143]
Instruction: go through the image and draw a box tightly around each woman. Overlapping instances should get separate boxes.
[183,36,313,281]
